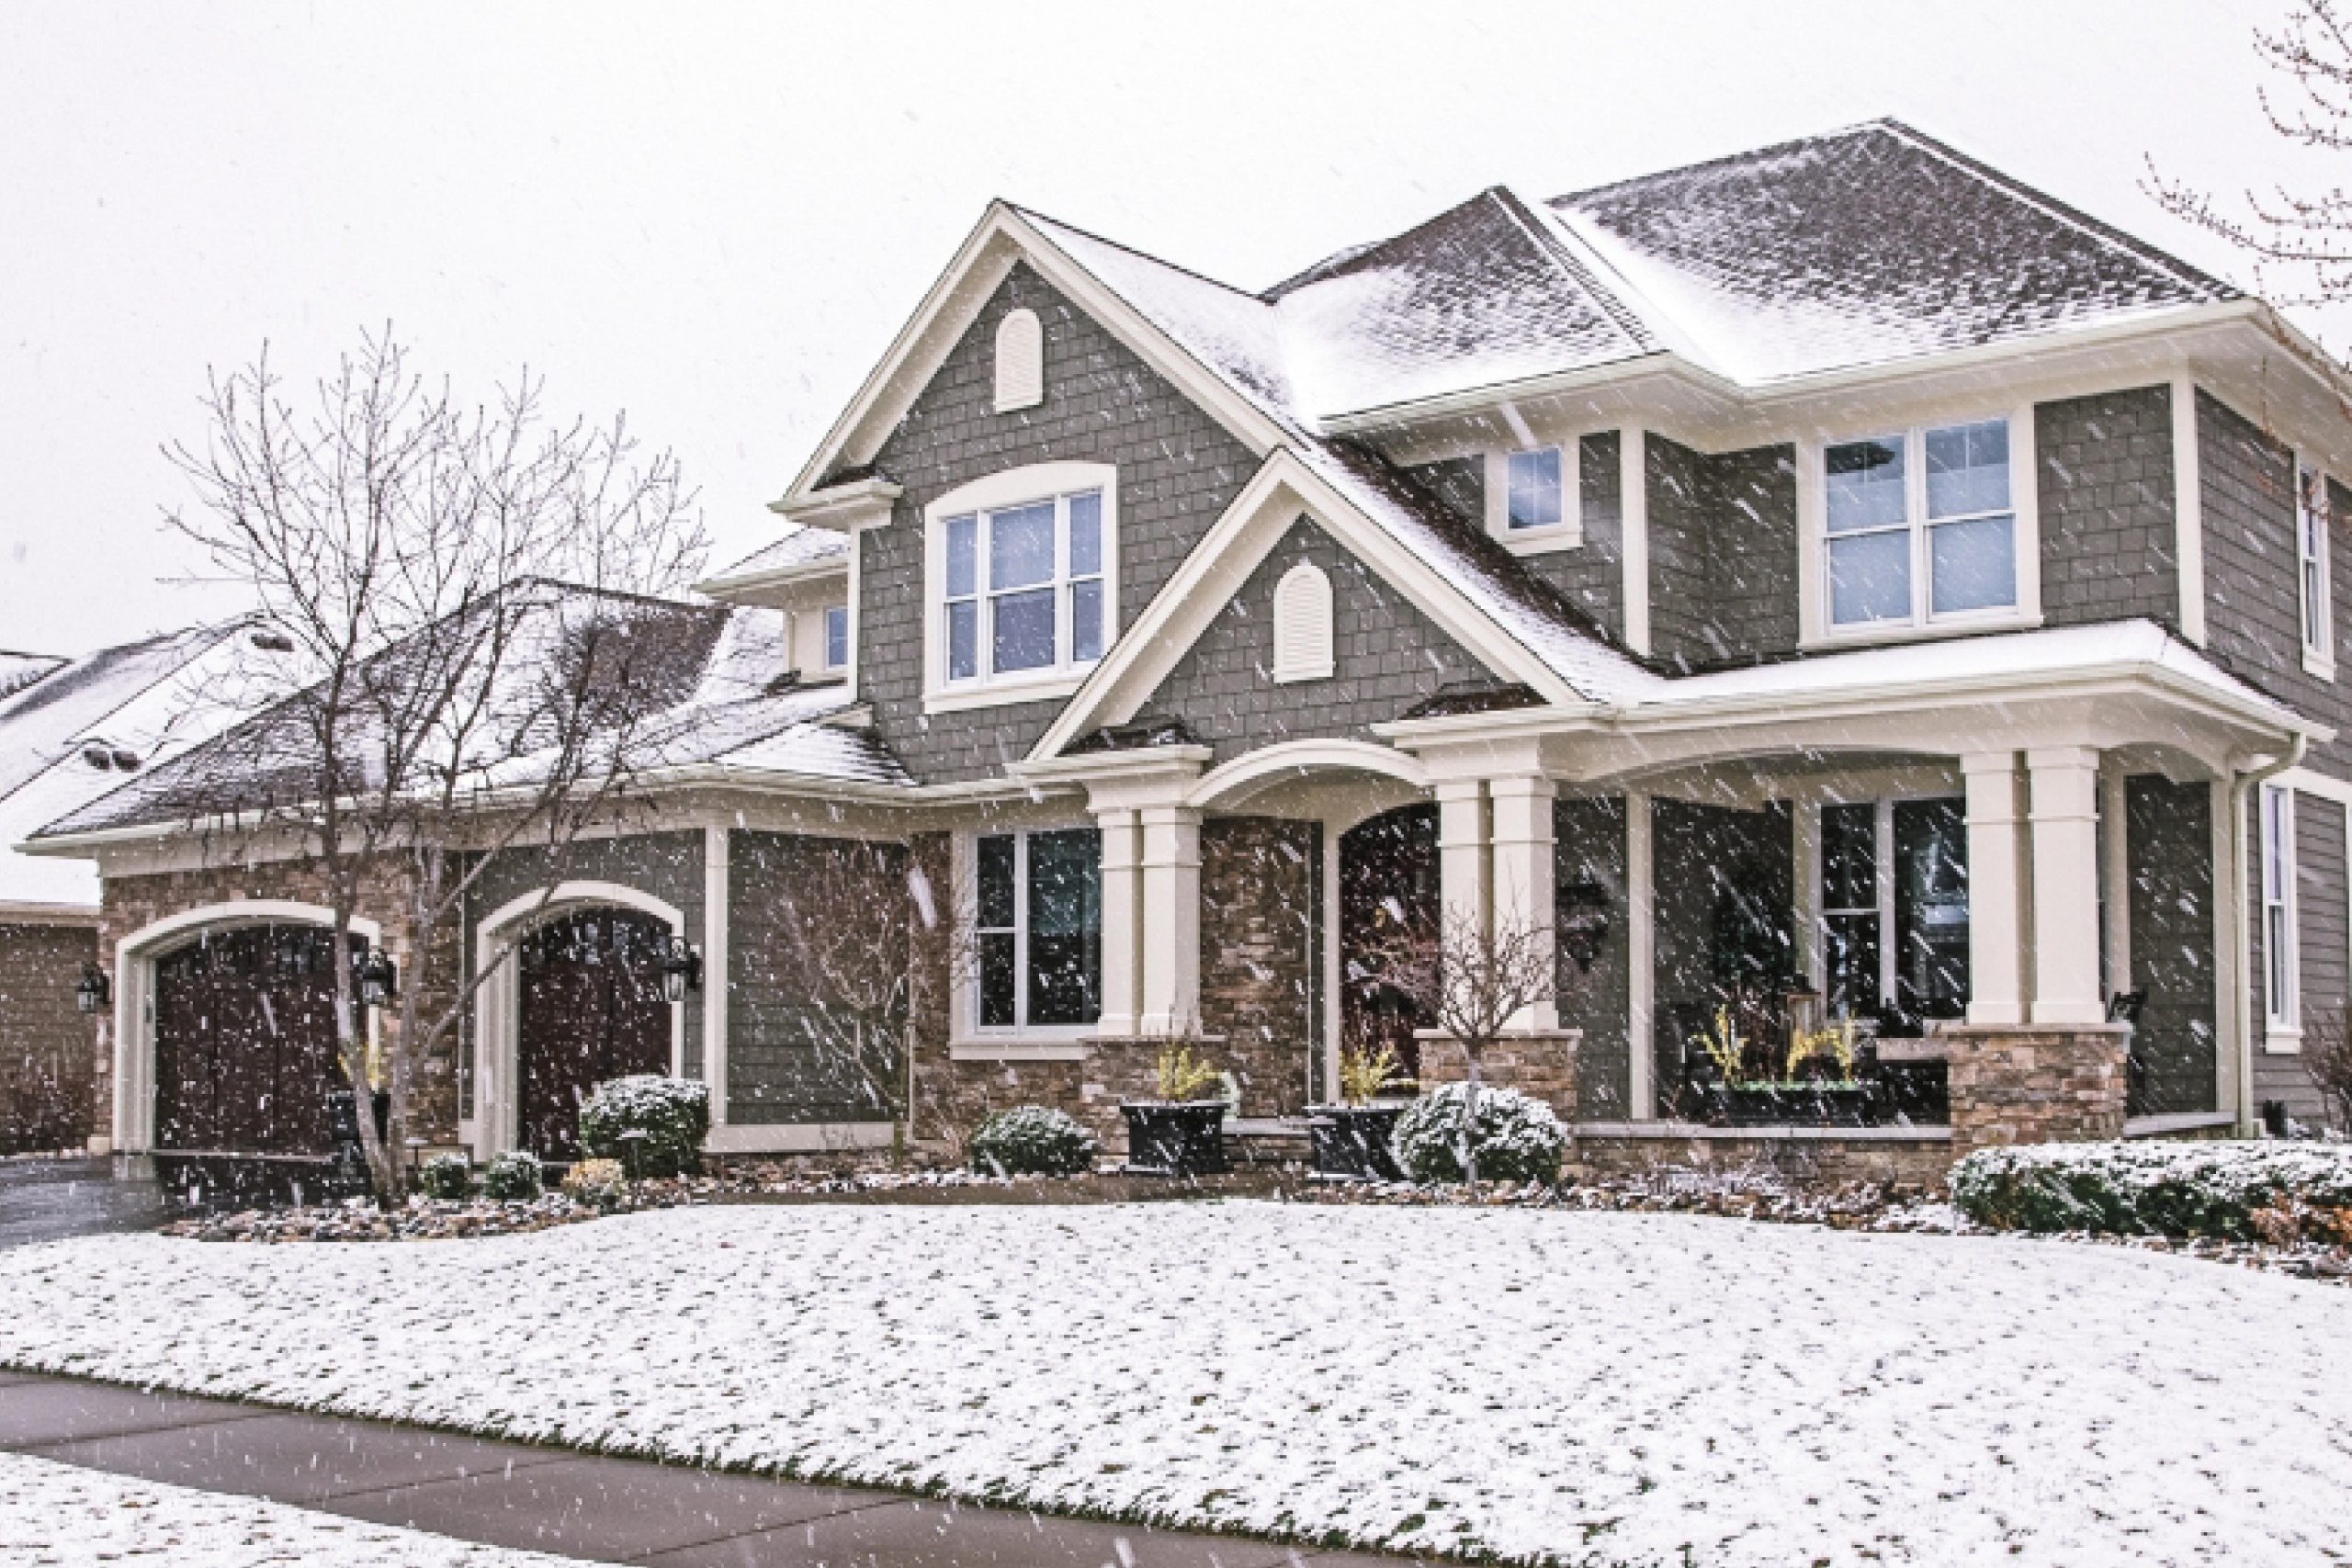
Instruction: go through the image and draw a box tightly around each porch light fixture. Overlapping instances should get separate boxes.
[74,963,110,1015]
[660,936,703,1004]
[1557,882,1612,973]
[357,948,399,1009]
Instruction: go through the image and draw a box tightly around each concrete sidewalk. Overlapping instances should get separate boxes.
[0,1371,1423,1566]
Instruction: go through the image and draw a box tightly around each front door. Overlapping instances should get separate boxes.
[1339,805,1441,1084]
[516,908,672,1159]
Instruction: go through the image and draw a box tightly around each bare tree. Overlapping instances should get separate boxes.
[2305,1004,2352,1132]
[2149,4,2352,324]
[1371,908,1556,1186]
[163,330,707,1196]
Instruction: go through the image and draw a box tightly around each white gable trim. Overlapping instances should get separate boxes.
[775,204,1285,510]
[1026,449,1579,761]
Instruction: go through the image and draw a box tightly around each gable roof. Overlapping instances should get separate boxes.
[694,525,850,598]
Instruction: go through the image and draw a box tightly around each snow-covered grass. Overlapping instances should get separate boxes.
[3,1203,2349,1566]
[0,1451,596,1567]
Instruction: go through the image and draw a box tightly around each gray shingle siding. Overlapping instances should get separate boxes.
[1555,795,1630,1118]
[1405,432,1626,642]
[1141,516,1490,764]
[1645,436,1711,668]
[2124,774,2214,1115]
[857,264,1259,784]
[2038,386,2179,630]
[1640,435,1798,671]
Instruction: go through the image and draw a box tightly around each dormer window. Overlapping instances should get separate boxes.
[1506,447,1565,530]
[924,462,1118,710]
[1484,441,1582,554]
[823,604,849,671]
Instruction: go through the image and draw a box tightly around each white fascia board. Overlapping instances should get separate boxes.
[1025,450,1582,762]
[775,205,1286,514]
[690,556,850,602]
[762,478,904,528]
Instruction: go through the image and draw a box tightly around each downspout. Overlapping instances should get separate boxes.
[2231,733,2307,1136]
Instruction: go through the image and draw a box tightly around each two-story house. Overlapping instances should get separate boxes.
[29,121,2352,1178]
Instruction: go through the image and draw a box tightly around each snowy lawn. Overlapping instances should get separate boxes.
[1,1203,2347,1567]
[0,1450,595,1567]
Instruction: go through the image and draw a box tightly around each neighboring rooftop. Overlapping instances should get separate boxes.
[0,651,65,702]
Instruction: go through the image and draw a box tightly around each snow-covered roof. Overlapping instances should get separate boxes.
[696,525,850,595]
[0,622,262,908]
[24,591,911,843]
[0,651,65,702]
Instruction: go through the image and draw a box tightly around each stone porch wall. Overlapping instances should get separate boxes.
[1198,816,1317,1115]
[1944,1023,2131,1161]
[1415,1030,1580,1122]
[1576,1131,1953,1189]
[99,858,459,1147]
[0,920,99,1154]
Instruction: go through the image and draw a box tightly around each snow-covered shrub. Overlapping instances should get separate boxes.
[1951,1141,2352,1238]
[577,1075,709,1178]
[1391,1083,1566,1186]
[480,1151,542,1201]
[562,1157,628,1210]
[418,1154,472,1201]
[968,1105,1097,1177]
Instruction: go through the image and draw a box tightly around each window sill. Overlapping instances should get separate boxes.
[2303,649,2335,682]
[2264,1027,2305,1056]
[950,1038,1091,1063]
[923,672,1089,715]
[1800,613,2041,654]
[1491,523,1584,557]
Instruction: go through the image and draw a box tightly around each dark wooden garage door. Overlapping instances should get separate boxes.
[517,908,672,1160]
[153,925,351,1154]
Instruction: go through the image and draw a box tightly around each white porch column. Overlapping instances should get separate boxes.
[2100,763,2132,998]
[1436,779,1490,937]
[1962,750,2028,1026]
[1138,804,1201,1035]
[1626,792,1656,1119]
[1488,774,1559,1031]
[2029,745,2107,1024]
[703,826,729,1124]
[1094,807,1144,1038]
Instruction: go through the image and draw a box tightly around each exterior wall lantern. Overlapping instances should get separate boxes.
[356,947,399,1009]
[74,963,111,1015]
[1557,882,1612,973]
[660,936,703,1004]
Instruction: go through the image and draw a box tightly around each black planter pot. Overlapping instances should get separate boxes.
[1307,1104,1406,1180]
[1121,1101,1229,1176]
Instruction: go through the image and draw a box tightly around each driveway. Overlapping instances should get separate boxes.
[0,1156,167,1249]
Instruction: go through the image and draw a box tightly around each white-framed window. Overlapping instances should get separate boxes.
[1507,447,1565,530]
[2298,461,2334,676]
[923,462,1117,711]
[1816,796,1971,1028]
[2262,784,2299,1036]
[1824,418,2018,631]
[822,604,849,671]
[1484,441,1582,552]
[969,827,1102,1036]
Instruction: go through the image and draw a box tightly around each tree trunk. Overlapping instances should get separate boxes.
[1462,1055,1482,1190]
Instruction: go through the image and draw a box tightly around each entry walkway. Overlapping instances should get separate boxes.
[0,1371,1419,1566]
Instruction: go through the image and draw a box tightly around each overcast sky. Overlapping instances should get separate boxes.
[0,0,2326,655]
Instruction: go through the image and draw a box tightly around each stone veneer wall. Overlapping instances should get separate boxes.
[0,920,99,1153]
[1576,1133,1953,1189]
[98,858,458,1146]
[1943,1024,2130,1160]
[1197,816,1317,1115]
[1416,1030,1579,1122]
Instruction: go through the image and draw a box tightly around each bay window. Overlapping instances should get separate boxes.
[942,488,1104,688]
[1825,418,2017,631]
[973,827,1102,1034]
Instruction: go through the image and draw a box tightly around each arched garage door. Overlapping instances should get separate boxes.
[153,925,353,1153]
[517,908,671,1159]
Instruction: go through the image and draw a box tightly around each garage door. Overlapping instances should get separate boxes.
[517,908,671,1159]
[153,925,351,1153]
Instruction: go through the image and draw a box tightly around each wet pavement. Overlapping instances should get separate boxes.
[0,1372,1429,1565]
[0,1155,168,1249]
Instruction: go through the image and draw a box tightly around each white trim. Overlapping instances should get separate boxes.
[1626,792,1655,1120]
[1027,449,1583,762]
[1804,411,2039,648]
[953,824,1107,1045]
[2172,373,2207,645]
[1185,739,1429,813]
[1271,559,1336,682]
[2260,783,2301,1050]
[111,900,382,1155]
[1621,427,1650,656]
[1484,441,1584,554]
[2100,763,2132,998]
[2296,456,2335,681]
[470,881,687,1161]
[703,828,730,1126]
[949,1041,1091,1063]
[922,461,1117,712]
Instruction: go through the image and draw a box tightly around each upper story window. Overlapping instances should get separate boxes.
[923,461,1118,712]
[973,827,1102,1035]
[2298,462,2334,675]
[1825,418,2016,630]
[822,604,849,671]
[2262,784,2299,1035]
[1506,447,1565,530]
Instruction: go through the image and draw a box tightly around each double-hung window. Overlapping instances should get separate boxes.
[2299,463,2333,672]
[943,488,1104,687]
[822,604,849,671]
[1825,418,2017,630]
[1815,797,1971,1027]
[973,828,1102,1034]
[2263,784,2298,1034]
